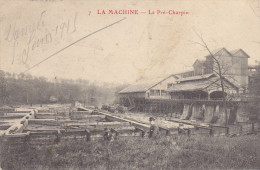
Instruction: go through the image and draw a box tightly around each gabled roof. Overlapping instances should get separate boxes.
[119,74,178,94]
[206,47,250,58]
[229,49,250,58]
[206,47,232,58]
[193,48,250,66]
[193,59,206,66]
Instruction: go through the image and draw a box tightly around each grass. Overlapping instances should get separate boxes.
[1,134,260,169]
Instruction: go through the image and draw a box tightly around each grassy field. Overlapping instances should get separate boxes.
[1,134,260,170]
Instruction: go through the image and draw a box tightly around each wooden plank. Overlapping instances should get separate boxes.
[36,112,57,115]
[0,115,25,119]
[30,131,59,136]
[24,129,61,133]
[0,124,11,130]
[62,121,129,127]
[70,115,106,120]
[72,111,96,115]
[7,111,30,113]
[100,112,150,130]
[28,119,59,126]
[4,132,30,138]
[35,115,57,119]
[5,118,28,135]
[3,113,28,116]
[114,126,135,132]
[169,119,207,128]
[78,107,151,131]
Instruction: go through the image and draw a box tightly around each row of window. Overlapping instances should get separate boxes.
[149,90,167,96]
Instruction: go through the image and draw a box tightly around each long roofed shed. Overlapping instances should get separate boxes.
[167,73,239,93]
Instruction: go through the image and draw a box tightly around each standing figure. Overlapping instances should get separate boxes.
[149,117,159,138]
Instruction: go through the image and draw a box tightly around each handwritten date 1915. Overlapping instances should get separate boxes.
[4,11,78,65]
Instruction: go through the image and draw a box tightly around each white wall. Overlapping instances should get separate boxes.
[147,76,177,99]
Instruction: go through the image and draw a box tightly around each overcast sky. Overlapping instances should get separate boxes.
[0,0,259,84]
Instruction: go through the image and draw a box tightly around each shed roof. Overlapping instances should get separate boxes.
[177,73,214,82]
[168,79,210,92]
[174,70,194,79]
[168,74,239,92]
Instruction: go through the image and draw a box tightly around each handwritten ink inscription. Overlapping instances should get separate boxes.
[3,10,78,65]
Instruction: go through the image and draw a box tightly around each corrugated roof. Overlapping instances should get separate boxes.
[168,79,211,92]
[168,74,238,92]
[119,75,177,93]
[177,73,214,82]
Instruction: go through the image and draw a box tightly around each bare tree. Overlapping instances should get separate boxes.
[0,70,8,105]
[189,31,241,126]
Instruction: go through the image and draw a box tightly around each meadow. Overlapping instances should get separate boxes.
[1,134,259,169]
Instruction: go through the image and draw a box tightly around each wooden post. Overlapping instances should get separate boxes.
[141,131,145,138]
[252,123,255,133]
[239,124,243,134]
[85,129,91,141]
[209,125,214,136]
[143,98,146,113]
[166,129,169,136]
[225,127,229,136]
[187,129,191,136]
[177,127,181,135]
[55,130,61,144]
[24,133,30,144]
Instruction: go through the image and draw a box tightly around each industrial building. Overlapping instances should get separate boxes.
[119,48,251,125]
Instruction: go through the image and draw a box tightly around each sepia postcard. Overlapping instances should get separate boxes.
[0,0,259,169]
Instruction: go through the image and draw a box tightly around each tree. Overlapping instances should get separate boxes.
[190,32,241,126]
[249,61,260,95]
[0,70,8,105]
[0,70,125,106]
[248,61,260,123]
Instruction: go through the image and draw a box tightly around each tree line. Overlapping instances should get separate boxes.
[0,70,127,107]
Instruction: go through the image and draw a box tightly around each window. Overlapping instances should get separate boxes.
[155,90,160,96]
[150,90,155,96]
[161,90,167,96]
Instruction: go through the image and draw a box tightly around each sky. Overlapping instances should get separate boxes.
[0,0,259,84]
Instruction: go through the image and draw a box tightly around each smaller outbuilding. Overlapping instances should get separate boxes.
[119,75,178,108]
